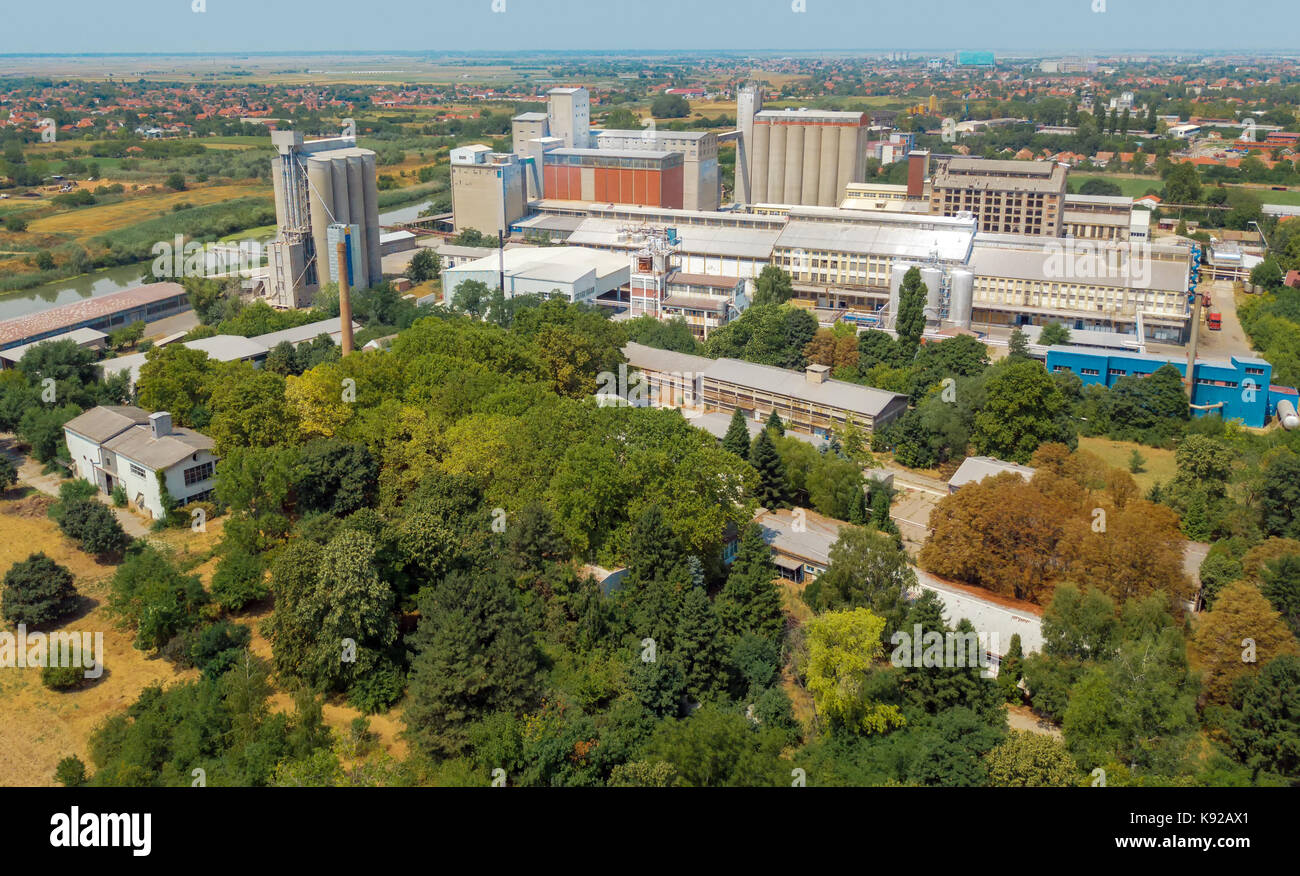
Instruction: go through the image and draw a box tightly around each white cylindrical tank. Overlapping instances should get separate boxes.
[306,157,335,283]
[921,266,943,322]
[1279,399,1300,430]
[330,157,350,225]
[949,268,974,329]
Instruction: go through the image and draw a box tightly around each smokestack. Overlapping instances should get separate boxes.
[337,240,354,356]
[149,411,172,439]
[805,364,830,385]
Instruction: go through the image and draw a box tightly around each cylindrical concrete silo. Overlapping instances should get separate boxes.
[818,124,840,207]
[330,156,350,226]
[306,157,335,284]
[949,268,974,329]
[751,120,770,203]
[801,123,822,207]
[346,153,369,289]
[889,263,911,328]
[361,151,382,288]
[783,123,804,205]
[836,122,859,206]
[921,266,943,322]
[767,122,787,207]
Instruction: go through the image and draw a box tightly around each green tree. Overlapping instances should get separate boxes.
[404,570,541,757]
[1228,654,1300,778]
[985,730,1079,786]
[1007,327,1031,359]
[749,428,792,509]
[895,267,927,355]
[715,523,784,643]
[58,500,130,557]
[805,607,905,734]
[1038,322,1071,346]
[2,553,79,627]
[803,525,913,629]
[405,248,440,283]
[721,407,752,457]
[764,409,785,436]
[972,359,1075,463]
[752,264,793,307]
[674,586,728,701]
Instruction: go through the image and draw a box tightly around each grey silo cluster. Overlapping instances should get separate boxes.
[749,109,867,208]
[305,148,382,290]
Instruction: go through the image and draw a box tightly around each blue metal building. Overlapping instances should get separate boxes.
[1044,345,1278,428]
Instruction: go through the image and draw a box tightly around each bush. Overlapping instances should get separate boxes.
[0,455,17,491]
[42,664,88,691]
[347,660,406,714]
[55,755,87,787]
[190,620,252,678]
[210,547,268,612]
[111,485,127,507]
[1,552,80,627]
[58,500,131,557]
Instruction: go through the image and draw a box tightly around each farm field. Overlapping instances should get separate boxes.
[26,182,268,240]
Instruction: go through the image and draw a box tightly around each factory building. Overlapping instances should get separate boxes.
[0,283,189,351]
[440,246,629,305]
[511,111,550,154]
[267,130,381,309]
[748,108,869,208]
[930,157,1067,236]
[546,87,591,149]
[965,237,1192,342]
[593,129,720,211]
[450,146,528,237]
[542,149,685,209]
[1045,348,1275,428]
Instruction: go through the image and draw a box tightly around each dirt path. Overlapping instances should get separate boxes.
[1,436,152,539]
[1007,705,1063,739]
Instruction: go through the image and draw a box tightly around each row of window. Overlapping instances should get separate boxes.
[183,461,214,487]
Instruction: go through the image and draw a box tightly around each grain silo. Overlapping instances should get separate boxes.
[949,268,975,329]
[921,266,943,322]
[749,109,868,208]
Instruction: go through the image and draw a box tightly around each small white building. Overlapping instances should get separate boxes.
[947,456,1037,493]
[62,406,218,519]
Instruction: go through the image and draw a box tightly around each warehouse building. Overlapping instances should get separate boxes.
[748,108,870,207]
[1045,347,1275,428]
[441,246,630,305]
[0,283,189,352]
[0,327,107,368]
[623,341,908,438]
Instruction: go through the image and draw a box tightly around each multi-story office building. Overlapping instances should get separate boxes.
[749,108,869,207]
[267,130,381,308]
[1063,193,1136,240]
[450,146,528,237]
[594,129,720,211]
[929,157,1068,236]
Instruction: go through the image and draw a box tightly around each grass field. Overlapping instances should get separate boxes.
[1078,435,1177,492]
[1071,175,1163,198]
[27,182,267,241]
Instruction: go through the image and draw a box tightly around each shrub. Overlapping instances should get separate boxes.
[347,660,406,714]
[55,755,87,787]
[42,664,88,691]
[58,500,130,557]
[1,552,80,627]
[210,547,268,611]
[111,485,127,507]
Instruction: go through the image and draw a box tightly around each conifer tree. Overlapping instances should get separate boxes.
[749,428,792,510]
[765,410,785,436]
[716,523,784,643]
[722,407,752,457]
[675,585,728,701]
[999,633,1025,703]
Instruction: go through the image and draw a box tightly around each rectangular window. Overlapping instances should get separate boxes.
[183,461,214,486]
[1081,368,1101,376]
[129,463,146,478]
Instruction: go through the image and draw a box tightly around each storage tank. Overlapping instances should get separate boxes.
[767,122,787,206]
[1278,399,1300,430]
[836,122,859,202]
[949,269,974,329]
[921,266,943,322]
[801,124,822,207]
[361,151,382,287]
[818,125,840,207]
[306,157,335,284]
[346,154,369,288]
[783,123,804,205]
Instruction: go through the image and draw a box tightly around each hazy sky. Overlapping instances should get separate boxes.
[1,0,1293,55]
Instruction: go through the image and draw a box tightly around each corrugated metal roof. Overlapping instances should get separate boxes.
[702,357,907,418]
[967,243,1188,291]
[0,283,186,348]
[775,218,975,262]
[567,219,782,260]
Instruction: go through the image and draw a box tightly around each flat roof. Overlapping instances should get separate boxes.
[568,219,782,261]
[623,341,715,376]
[513,112,549,121]
[250,318,357,348]
[0,283,186,349]
[967,243,1188,291]
[776,218,975,263]
[596,129,712,142]
[755,108,866,124]
[703,357,907,419]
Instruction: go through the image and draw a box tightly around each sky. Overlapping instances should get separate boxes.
[0,0,1294,55]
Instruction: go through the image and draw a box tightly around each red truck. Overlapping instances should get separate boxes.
[1207,312,1222,331]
